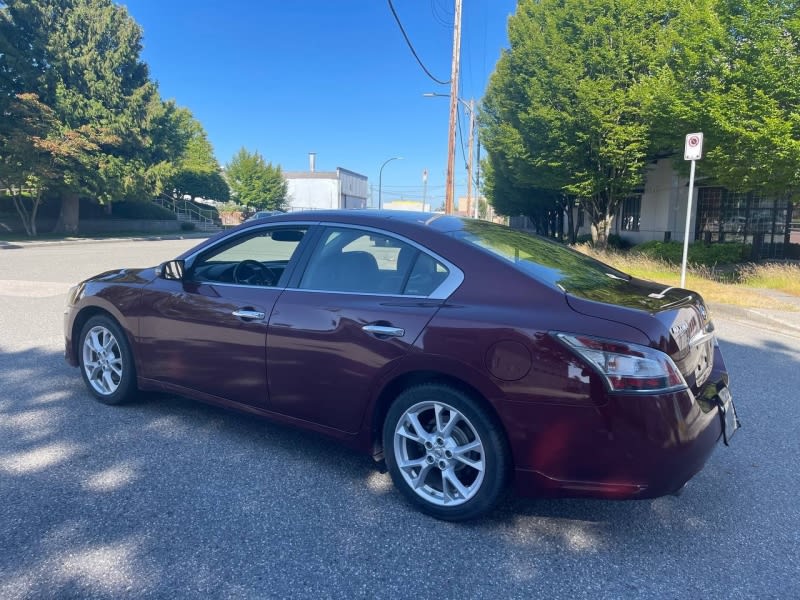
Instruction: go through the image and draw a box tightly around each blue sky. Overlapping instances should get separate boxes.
[121,0,516,208]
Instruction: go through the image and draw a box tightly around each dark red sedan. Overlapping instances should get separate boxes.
[64,211,739,520]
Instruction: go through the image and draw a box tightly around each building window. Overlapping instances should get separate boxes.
[577,208,585,228]
[619,195,641,231]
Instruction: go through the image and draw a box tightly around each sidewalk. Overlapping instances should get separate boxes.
[711,289,800,338]
[0,232,213,250]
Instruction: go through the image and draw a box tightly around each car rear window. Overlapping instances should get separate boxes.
[450,220,630,294]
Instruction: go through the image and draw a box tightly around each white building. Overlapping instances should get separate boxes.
[284,155,368,211]
[565,158,794,259]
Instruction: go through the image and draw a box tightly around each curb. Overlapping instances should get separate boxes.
[711,302,800,339]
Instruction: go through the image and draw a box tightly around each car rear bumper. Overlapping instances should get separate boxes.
[506,346,730,499]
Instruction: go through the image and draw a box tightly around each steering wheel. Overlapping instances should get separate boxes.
[233,260,277,286]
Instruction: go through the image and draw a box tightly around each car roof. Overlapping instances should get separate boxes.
[179,210,473,261]
[257,209,467,233]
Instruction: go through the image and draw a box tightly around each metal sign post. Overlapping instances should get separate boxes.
[681,133,703,288]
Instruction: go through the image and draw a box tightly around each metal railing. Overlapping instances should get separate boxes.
[154,197,220,232]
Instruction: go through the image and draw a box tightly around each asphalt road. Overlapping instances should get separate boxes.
[1,239,799,599]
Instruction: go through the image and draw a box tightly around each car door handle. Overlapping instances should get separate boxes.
[232,309,266,321]
[362,324,405,338]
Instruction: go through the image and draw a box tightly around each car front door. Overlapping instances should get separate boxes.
[266,225,460,433]
[137,224,312,407]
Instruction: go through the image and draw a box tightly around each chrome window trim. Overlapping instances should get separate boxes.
[295,222,464,301]
[182,220,465,300]
[183,221,318,266]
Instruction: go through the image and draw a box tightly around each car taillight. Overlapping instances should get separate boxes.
[553,333,687,393]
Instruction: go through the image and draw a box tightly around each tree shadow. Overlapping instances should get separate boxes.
[1,332,797,598]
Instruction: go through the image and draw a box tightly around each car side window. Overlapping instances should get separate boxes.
[190,226,308,287]
[298,227,448,296]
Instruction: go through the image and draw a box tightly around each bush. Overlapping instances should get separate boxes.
[180,221,196,231]
[633,240,749,266]
[607,233,633,250]
[575,233,593,244]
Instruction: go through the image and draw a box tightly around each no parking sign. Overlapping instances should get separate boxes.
[684,132,703,160]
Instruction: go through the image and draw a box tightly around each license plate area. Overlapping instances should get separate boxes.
[716,387,740,445]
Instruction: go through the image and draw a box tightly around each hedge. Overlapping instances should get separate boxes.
[632,241,750,266]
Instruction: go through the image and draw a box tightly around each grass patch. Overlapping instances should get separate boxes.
[738,263,800,296]
[575,244,798,309]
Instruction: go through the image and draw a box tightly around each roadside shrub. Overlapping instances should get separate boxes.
[575,233,592,244]
[633,240,748,266]
[180,221,196,231]
[607,233,633,250]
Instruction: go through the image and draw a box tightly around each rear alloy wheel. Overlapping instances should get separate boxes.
[384,384,510,521]
[78,315,137,405]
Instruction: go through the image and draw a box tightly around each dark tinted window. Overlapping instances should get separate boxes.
[299,227,448,296]
[452,221,693,309]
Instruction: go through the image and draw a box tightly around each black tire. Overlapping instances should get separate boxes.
[78,315,137,405]
[383,383,510,521]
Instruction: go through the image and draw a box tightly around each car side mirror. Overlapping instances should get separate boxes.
[158,259,185,281]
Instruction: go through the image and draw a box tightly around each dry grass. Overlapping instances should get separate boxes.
[738,263,800,296]
[575,244,799,310]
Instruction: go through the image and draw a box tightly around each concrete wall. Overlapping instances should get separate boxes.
[564,159,697,244]
[0,217,180,235]
[286,176,340,210]
[338,169,368,209]
[629,158,695,243]
[285,168,369,211]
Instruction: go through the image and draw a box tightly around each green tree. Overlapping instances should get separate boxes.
[2,0,161,233]
[158,106,229,203]
[0,93,54,235]
[225,148,287,211]
[481,0,675,247]
[656,0,800,197]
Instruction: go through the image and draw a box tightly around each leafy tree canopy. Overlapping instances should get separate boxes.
[0,0,228,235]
[225,148,287,211]
[481,0,673,246]
[482,0,800,246]
[655,0,800,195]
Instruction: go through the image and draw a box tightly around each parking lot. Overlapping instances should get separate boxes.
[1,239,799,599]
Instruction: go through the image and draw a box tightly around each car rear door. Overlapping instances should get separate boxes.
[265,225,461,433]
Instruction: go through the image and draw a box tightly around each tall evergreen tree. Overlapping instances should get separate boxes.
[2,0,159,232]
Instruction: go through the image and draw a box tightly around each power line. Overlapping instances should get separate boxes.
[456,108,468,169]
[430,0,452,28]
[388,0,450,85]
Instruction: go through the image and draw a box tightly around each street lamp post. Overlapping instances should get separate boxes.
[424,93,476,217]
[378,156,403,210]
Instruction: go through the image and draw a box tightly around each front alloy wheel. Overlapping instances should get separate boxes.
[78,315,136,405]
[384,384,510,521]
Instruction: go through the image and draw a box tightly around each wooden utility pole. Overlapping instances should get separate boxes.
[466,98,475,218]
[444,0,462,215]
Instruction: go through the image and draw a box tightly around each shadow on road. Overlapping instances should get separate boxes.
[0,335,797,598]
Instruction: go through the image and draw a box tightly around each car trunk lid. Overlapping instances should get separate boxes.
[565,278,715,394]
